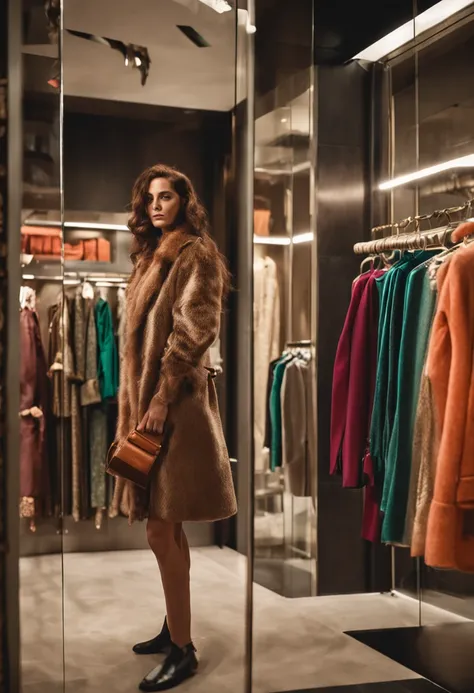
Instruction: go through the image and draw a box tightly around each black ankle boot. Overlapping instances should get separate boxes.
[138,642,198,691]
[133,618,172,655]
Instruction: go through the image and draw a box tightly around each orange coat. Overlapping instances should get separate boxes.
[425,243,474,572]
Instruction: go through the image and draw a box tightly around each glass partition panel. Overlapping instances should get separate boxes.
[415,2,474,628]
[19,1,64,691]
[60,2,247,693]
[251,0,315,691]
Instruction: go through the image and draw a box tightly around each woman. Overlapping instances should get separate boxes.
[116,164,237,692]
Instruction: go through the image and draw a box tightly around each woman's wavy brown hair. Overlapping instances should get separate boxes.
[128,163,230,295]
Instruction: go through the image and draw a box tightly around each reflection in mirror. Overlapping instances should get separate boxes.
[19,1,64,691]
[59,2,246,693]
[253,91,316,600]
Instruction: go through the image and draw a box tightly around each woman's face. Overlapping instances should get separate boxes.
[146,177,181,230]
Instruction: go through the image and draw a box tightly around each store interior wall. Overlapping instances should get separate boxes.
[313,62,378,595]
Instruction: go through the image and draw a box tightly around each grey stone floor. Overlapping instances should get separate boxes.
[19,547,465,693]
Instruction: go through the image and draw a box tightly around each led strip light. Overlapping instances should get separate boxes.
[354,0,474,62]
[379,154,474,190]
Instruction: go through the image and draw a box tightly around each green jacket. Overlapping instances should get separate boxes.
[270,355,293,471]
[95,298,119,400]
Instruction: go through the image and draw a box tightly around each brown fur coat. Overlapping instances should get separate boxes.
[110,227,237,524]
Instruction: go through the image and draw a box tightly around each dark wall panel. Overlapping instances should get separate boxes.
[63,112,207,214]
[315,63,390,595]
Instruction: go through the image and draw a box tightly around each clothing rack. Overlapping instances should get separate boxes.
[354,201,474,255]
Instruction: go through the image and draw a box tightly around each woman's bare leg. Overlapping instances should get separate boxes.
[146,518,191,647]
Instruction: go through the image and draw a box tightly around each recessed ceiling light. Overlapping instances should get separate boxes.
[379,154,474,190]
[354,0,474,62]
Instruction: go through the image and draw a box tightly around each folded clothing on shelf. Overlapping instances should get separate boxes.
[21,226,111,262]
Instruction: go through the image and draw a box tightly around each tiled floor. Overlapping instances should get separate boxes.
[20,548,465,693]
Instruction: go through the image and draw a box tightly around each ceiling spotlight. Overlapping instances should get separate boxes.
[67,29,151,86]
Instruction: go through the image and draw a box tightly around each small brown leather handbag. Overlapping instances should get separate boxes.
[106,430,162,489]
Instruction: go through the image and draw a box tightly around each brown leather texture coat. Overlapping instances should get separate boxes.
[112,227,237,524]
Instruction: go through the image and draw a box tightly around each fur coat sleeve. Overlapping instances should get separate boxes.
[153,237,224,406]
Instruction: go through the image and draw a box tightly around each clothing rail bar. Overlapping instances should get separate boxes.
[370,200,473,238]
[354,224,459,256]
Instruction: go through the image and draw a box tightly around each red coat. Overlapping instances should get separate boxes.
[330,270,384,542]
[20,308,50,512]
[330,272,371,477]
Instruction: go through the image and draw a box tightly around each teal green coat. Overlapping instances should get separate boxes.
[370,253,432,487]
[370,264,399,480]
[270,355,293,470]
[95,298,119,400]
[382,261,437,543]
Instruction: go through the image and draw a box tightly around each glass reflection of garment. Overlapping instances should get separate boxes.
[269,355,293,471]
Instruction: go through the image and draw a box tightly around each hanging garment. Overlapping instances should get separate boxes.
[269,354,293,470]
[398,264,437,555]
[68,292,86,522]
[345,271,384,542]
[380,252,432,492]
[342,270,383,489]
[425,244,474,572]
[280,356,314,496]
[254,256,280,471]
[48,297,74,515]
[95,298,119,400]
[19,307,51,518]
[80,298,101,406]
[409,372,438,557]
[407,253,458,552]
[369,265,398,480]
[90,405,108,512]
[264,357,279,452]
[382,257,438,544]
[48,296,74,418]
[117,287,127,363]
[330,272,372,477]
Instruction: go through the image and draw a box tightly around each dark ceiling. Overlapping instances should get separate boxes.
[254,0,441,97]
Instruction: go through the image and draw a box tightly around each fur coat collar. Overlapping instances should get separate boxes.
[125,227,199,357]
